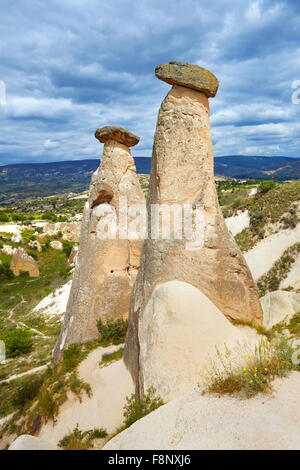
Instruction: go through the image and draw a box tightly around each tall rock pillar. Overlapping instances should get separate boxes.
[124,62,263,400]
[53,126,145,361]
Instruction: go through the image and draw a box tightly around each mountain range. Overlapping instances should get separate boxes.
[0,156,299,204]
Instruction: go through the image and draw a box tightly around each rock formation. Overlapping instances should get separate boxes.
[53,126,145,361]
[42,222,81,242]
[10,248,40,277]
[124,62,263,400]
[50,240,63,251]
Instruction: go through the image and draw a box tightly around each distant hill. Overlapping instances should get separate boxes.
[0,155,299,204]
[214,156,300,180]
[0,158,151,204]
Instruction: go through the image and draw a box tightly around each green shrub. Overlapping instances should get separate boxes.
[62,344,83,372]
[62,240,73,258]
[0,263,14,280]
[204,338,294,398]
[101,348,124,365]
[58,425,108,450]
[97,318,128,345]
[38,390,58,419]
[12,375,44,408]
[258,180,277,194]
[122,387,164,429]
[257,243,300,296]
[0,214,9,222]
[0,328,33,358]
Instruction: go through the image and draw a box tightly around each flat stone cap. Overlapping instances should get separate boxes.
[95,126,140,147]
[155,61,219,98]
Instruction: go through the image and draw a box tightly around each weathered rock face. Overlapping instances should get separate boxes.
[261,290,300,329]
[42,222,80,242]
[53,127,145,361]
[10,248,40,277]
[67,245,79,267]
[124,63,263,400]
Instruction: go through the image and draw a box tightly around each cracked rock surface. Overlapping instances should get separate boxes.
[53,134,145,361]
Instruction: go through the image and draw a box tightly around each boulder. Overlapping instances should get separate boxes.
[1,245,15,256]
[9,435,58,450]
[155,61,219,97]
[124,63,262,400]
[261,290,300,329]
[28,239,42,252]
[10,248,39,277]
[50,240,63,251]
[43,222,81,243]
[12,234,23,244]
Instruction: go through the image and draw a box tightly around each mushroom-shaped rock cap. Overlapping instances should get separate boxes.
[155,62,219,98]
[95,126,140,147]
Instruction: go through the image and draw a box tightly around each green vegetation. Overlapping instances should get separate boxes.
[100,347,124,365]
[12,375,44,408]
[97,317,128,345]
[58,425,108,450]
[233,181,300,251]
[258,180,277,194]
[0,328,33,358]
[0,341,98,436]
[122,387,164,429]
[204,338,296,398]
[257,243,300,296]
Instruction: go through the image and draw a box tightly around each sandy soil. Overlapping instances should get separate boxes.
[39,345,134,446]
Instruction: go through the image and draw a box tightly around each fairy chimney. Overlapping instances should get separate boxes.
[124,62,263,400]
[53,126,145,361]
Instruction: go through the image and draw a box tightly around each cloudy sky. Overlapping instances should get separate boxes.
[0,0,300,165]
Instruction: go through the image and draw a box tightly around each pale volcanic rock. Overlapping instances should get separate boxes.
[9,435,58,451]
[42,222,81,242]
[1,245,16,256]
[10,248,40,277]
[104,373,300,450]
[28,239,42,252]
[261,290,300,329]
[12,233,23,244]
[67,245,79,266]
[53,127,145,361]
[124,63,262,400]
[50,240,63,251]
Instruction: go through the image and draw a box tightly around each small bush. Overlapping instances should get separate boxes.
[258,180,276,194]
[58,425,108,450]
[204,338,294,398]
[0,263,14,280]
[62,344,83,372]
[0,328,33,358]
[62,240,73,258]
[101,348,123,365]
[12,375,44,408]
[38,390,58,419]
[97,318,128,345]
[122,387,164,429]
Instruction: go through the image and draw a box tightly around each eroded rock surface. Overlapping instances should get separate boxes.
[10,248,40,277]
[124,63,263,400]
[53,127,145,361]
